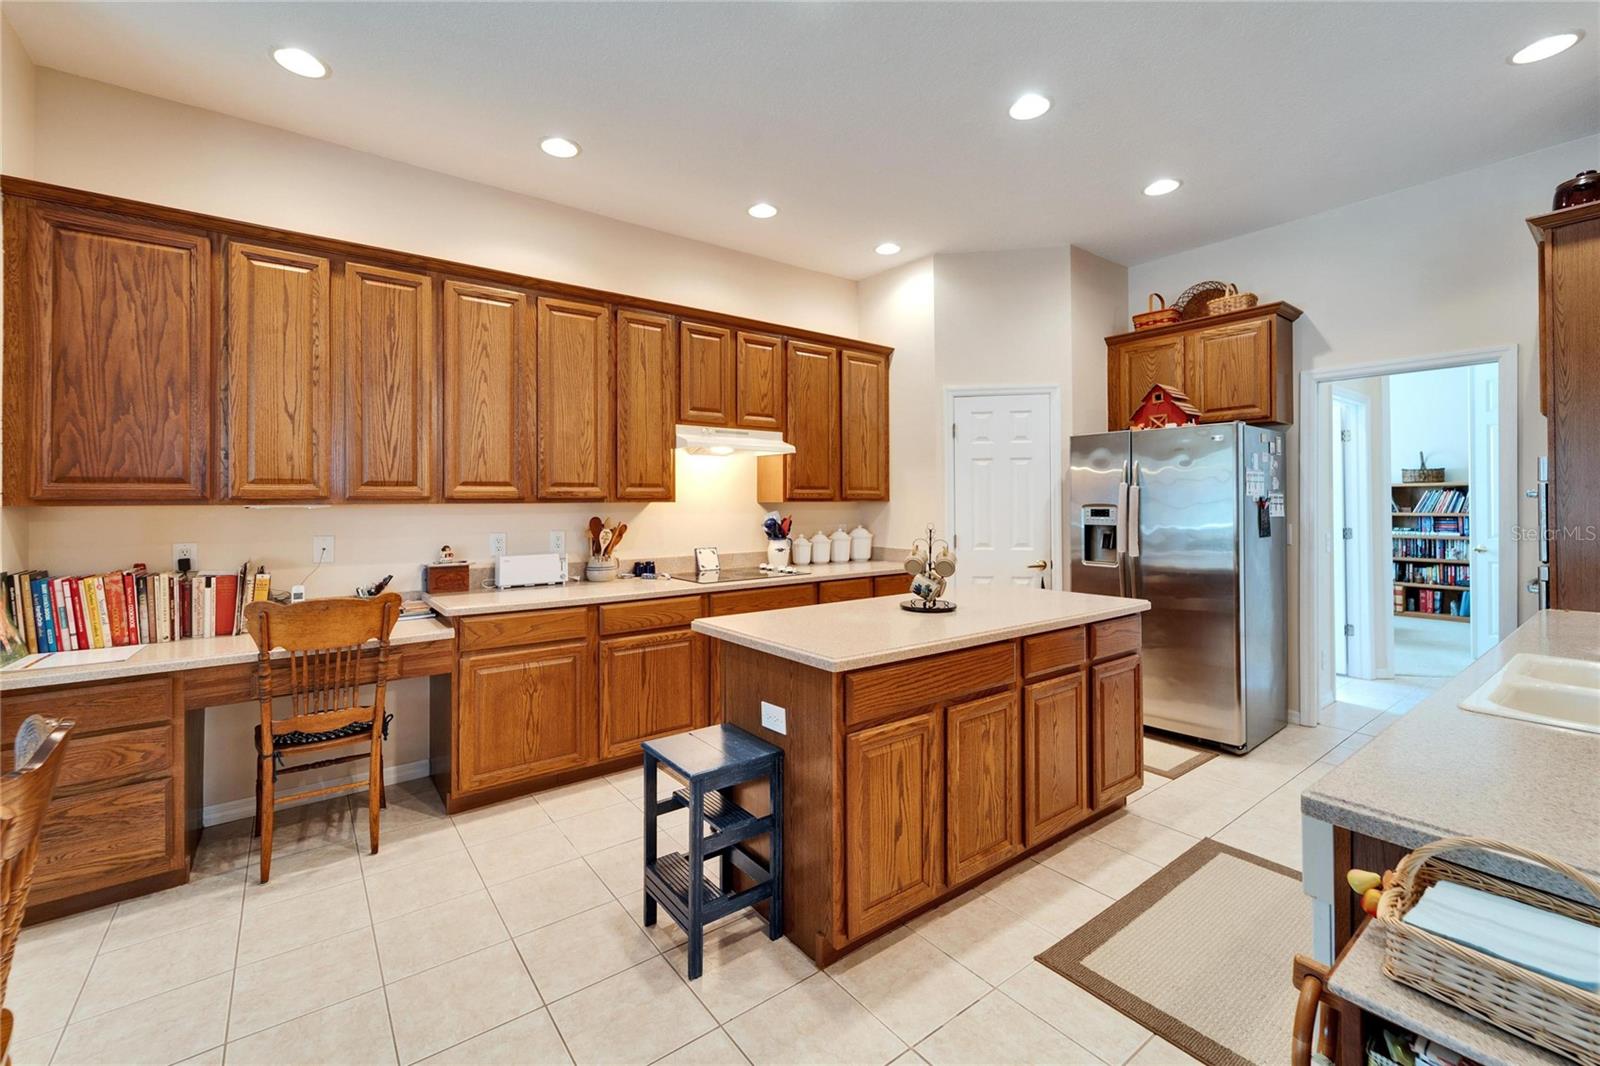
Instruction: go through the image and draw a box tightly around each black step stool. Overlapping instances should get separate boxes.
[641,724,782,980]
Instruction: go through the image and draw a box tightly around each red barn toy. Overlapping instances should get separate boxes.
[1129,383,1201,430]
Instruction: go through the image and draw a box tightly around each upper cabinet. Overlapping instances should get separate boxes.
[536,296,612,500]
[223,242,334,500]
[1105,303,1299,430]
[734,331,785,430]
[9,204,211,502]
[343,263,436,500]
[760,341,839,501]
[678,321,734,425]
[442,280,534,501]
[840,349,890,500]
[615,309,676,501]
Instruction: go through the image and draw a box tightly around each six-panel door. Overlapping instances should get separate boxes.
[598,628,705,758]
[537,297,613,499]
[840,348,890,500]
[615,309,677,500]
[945,691,1022,885]
[845,709,944,936]
[344,262,436,500]
[1091,653,1144,807]
[1023,671,1090,844]
[457,642,596,792]
[441,280,534,500]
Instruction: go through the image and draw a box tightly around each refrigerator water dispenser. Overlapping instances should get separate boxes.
[1080,505,1120,566]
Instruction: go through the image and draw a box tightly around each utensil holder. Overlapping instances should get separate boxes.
[766,540,790,568]
[584,558,620,582]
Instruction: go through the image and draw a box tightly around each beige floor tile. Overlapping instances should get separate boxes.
[7,941,102,1037]
[1000,962,1151,1066]
[1126,1035,1202,1065]
[655,1027,750,1065]
[534,777,632,821]
[1317,701,1382,732]
[176,1045,226,1064]
[262,796,359,857]
[548,957,718,1065]
[7,1028,59,1066]
[827,926,987,1045]
[554,800,647,856]
[224,988,397,1065]
[909,893,1058,986]
[1124,779,1262,839]
[1319,732,1374,765]
[358,820,467,876]
[1358,711,1402,737]
[981,861,1114,937]
[229,927,383,1040]
[515,899,658,1001]
[54,972,231,1066]
[238,876,371,966]
[585,838,647,898]
[365,851,487,923]
[375,888,510,981]
[1039,837,1161,900]
[16,904,112,968]
[665,914,817,1022]
[101,868,245,953]
[246,840,363,903]
[73,916,238,1021]
[1123,775,1169,805]
[191,819,255,879]
[1086,811,1201,867]
[469,822,581,885]
[609,766,678,808]
[386,941,541,1064]
[725,972,904,1066]
[889,1052,930,1066]
[490,858,613,936]
[452,793,553,846]
[916,990,1098,1065]
[418,1008,569,1064]
[375,778,450,824]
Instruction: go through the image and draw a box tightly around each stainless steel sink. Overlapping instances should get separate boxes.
[1460,654,1600,734]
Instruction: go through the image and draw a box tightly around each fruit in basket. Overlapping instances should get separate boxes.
[1347,869,1382,895]
[1361,888,1383,916]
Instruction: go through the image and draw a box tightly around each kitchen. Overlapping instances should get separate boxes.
[2,4,1598,1066]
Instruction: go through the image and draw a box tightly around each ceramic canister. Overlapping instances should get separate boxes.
[792,534,812,565]
[849,525,873,562]
[829,526,851,563]
[810,531,831,563]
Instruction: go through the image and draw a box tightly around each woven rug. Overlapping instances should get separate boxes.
[1036,839,1311,1066]
[1142,733,1217,780]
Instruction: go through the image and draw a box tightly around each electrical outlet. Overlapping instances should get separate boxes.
[172,542,197,568]
[760,701,787,735]
[549,530,567,556]
[489,533,508,557]
[311,535,335,565]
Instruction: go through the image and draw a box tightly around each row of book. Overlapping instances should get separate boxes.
[1393,563,1470,587]
[1392,537,1470,561]
[1392,515,1467,535]
[3,564,272,655]
[1396,488,1468,514]
[1394,587,1469,617]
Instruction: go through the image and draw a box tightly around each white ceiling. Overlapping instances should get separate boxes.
[7,2,1597,279]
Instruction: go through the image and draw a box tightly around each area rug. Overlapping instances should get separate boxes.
[1035,839,1311,1066]
[1142,733,1217,780]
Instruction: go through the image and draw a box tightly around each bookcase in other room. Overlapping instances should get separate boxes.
[1390,482,1470,623]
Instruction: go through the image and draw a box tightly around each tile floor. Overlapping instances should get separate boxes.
[11,694,1432,1066]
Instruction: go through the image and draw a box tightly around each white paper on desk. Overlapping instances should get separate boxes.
[2,646,143,671]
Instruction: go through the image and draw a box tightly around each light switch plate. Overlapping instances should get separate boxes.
[760,701,787,735]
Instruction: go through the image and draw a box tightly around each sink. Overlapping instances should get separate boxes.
[1460,654,1600,734]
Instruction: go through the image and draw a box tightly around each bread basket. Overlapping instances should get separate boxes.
[1131,293,1181,330]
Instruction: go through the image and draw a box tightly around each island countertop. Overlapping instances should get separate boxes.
[691,587,1150,672]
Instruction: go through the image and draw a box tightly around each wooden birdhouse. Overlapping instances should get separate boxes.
[1129,383,1201,430]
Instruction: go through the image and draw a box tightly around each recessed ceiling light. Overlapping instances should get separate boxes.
[272,47,327,79]
[1511,32,1582,64]
[747,202,778,219]
[875,242,902,256]
[1008,93,1051,121]
[540,137,580,159]
[1143,178,1182,197]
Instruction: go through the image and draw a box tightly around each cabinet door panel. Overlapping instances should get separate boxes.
[783,341,839,500]
[1091,653,1143,808]
[344,263,435,499]
[840,349,890,500]
[845,709,943,937]
[946,691,1021,885]
[599,628,705,758]
[1108,335,1185,430]
[458,641,595,792]
[735,331,784,430]
[1024,672,1089,845]
[32,778,177,894]
[442,280,532,500]
[537,297,612,499]
[679,321,734,425]
[1186,318,1271,422]
[25,206,211,501]
[616,309,676,500]
[225,242,333,499]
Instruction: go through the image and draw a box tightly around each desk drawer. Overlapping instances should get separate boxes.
[2,676,174,742]
[599,595,704,635]
[32,777,177,894]
[2,724,173,790]
[846,643,1017,728]
[1089,615,1141,661]
[1023,627,1086,679]
[459,607,590,651]
[708,584,817,617]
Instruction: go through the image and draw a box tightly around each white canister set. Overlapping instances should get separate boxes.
[791,525,873,565]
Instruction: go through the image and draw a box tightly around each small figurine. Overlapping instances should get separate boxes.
[1129,383,1201,430]
[436,545,457,564]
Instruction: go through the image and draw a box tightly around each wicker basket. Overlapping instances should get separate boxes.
[1132,294,1181,331]
[1401,452,1445,483]
[1375,835,1600,1065]
[1207,283,1258,315]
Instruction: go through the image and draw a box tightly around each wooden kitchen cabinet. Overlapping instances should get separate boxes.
[759,340,839,501]
[840,349,890,500]
[1107,333,1186,431]
[615,308,677,500]
[343,262,436,500]
[819,577,874,603]
[224,242,334,499]
[679,320,735,425]
[441,280,534,500]
[537,296,612,499]
[1090,653,1143,808]
[10,203,212,501]
[945,691,1022,885]
[456,641,596,792]
[1023,671,1090,845]
[735,331,785,430]
[1185,316,1275,422]
[845,709,944,937]
[599,628,706,758]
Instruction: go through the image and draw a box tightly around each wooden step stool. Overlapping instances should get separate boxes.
[641,724,783,980]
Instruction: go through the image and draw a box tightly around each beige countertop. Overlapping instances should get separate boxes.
[422,559,909,617]
[1302,609,1600,895]
[0,617,454,692]
[691,587,1150,672]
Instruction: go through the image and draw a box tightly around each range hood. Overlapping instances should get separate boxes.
[674,424,795,456]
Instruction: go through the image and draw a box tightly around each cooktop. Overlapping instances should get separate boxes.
[691,566,810,584]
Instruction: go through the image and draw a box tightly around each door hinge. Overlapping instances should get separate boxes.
[1340,429,1353,443]
[1341,528,1353,540]
[951,423,958,440]
[1344,623,1355,637]
[952,533,958,549]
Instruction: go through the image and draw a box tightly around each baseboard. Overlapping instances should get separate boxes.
[200,758,433,827]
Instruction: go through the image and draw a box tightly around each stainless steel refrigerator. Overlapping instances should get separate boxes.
[1068,422,1288,752]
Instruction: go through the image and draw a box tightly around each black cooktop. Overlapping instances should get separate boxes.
[691,567,807,584]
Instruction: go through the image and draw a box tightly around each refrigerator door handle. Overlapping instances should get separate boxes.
[1126,462,1142,559]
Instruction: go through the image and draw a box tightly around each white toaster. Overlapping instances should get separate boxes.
[494,552,568,589]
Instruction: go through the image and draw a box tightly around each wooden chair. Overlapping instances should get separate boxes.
[1,715,75,1066]
[242,593,400,883]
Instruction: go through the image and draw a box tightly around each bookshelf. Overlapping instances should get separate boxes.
[1391,481,1469,622]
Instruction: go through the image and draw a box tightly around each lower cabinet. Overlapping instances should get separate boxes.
[844,709,944,937]
[598,628,705,759]
[945,692,1022,885]
[1023,671,1090,845]
[1091,653,1144,807]
[819,577,874,603]
[457,640,595,792]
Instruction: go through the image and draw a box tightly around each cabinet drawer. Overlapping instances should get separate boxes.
[872,573,913,597]
[708,584,817,617]
[2,724,173,791]
[2,676,174,742]
[1089,614,1141,661]
[1023,627,1086,679]
[818,578,873,603]
[459,607,590,651]
[32,777,177,894]
[845,643,1017,728]
[599,595,704,635]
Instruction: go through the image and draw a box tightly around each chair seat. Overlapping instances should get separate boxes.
[256,719,375,753]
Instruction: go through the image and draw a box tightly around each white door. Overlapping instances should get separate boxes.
[949,391,1055,590]
[1468,362,1501,655]
[1330,404,1350,677]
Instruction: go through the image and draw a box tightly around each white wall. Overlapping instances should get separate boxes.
[1387,366,1471,482]
[1068,247,1128,436]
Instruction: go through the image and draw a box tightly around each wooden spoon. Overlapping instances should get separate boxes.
[608,523,628,558]
[598,527,613,558]
[588,516,604,554]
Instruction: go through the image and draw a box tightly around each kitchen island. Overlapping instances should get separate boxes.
[692,587,1150,964]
